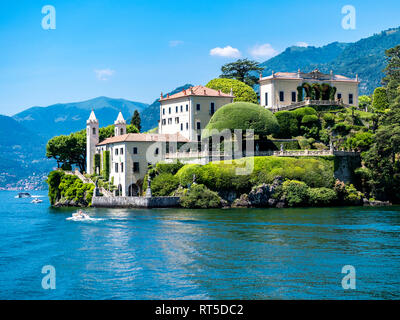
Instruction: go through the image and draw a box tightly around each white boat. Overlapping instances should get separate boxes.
[71,211,90,220]
[31,198,43,204]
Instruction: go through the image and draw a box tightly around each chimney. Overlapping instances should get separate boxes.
[259,72,262,80]
[183,89,186,95]
[356,74,359,81]
[160,92,163,99]
[204,89,207,95]
[272,71,275,78]
[230,87,233,96]
[167,93,170,98]
[218,89,221,96]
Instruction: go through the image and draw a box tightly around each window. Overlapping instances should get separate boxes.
[133,162,140,172]
[186,104,188,111]
[337,93,342,100]
[210,102,215,115]
[168,118,172,124]
[265,92,268,106]
[162,108,165,115]
[197,135,201,142]
[162,119,166,125]
[196,104,200,111]
[176,106,178,113]
[133,147,137,154]
[155,148,159,155]
[120,148,123,155]
[115,163,118,173]
[120,128,123,135]
[115,148,118,156]
[92,127,96,134]
[168,107,171,114]
[196,122,201,130]
[175,117,179,124]
[279,91,284,102]
[291,92,296,102]
[180,105,183,112]
[121,163,124,173]
[186,122,188,130]
[349,94,354,104]
[180,123,183,131]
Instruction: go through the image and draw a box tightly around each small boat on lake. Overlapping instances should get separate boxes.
[31,198,43,204]
[15,192,31,198]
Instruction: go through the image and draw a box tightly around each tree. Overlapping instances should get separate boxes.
[372,87,389,111]
[202,102,279,139]
[363,94,400,201]
[46,130,86,172]
[382,45,400,103]
[131,110,141,132]
[206,78,258,104]
[219,59,264,87]
[273,111,299,138]
[359,95,372,111]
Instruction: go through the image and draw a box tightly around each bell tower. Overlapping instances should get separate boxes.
[114,111,127,136]
[86,110,99,174]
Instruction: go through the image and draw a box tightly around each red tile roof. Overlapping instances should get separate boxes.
[159,85,234,102]
[97,133,189,146]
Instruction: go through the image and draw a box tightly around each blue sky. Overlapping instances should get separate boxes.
[0,0,399,115]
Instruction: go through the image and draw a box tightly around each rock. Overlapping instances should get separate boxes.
[248,184,271,206]
[220,199,230,208]
[232,194,251,208]
[219,191,238,204]
[276,201,286,208]
[268,198,277,207]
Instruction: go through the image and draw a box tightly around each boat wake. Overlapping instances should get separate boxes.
[66,216,104,222]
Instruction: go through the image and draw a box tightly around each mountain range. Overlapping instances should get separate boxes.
[1,26,399,189]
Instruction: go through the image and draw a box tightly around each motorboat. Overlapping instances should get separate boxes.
[31,198,43,204]
[71,211,90,219]
[15,192,31,198]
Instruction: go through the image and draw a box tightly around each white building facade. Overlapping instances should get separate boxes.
[86,111,188,196]
[158,85,234,142]
[259,69,359,110]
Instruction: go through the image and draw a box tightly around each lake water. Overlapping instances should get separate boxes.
[0,190,399,300]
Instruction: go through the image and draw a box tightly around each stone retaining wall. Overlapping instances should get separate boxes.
[91,196,180,208]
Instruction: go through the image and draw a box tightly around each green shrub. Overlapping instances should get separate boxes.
[372,87,389,111]
[150,173,180,196]
[206,78,258,104]
[282,180,310,207]
[102,150,110,180]
[274,111,299,138]
[175,156,334,197]
[180,184,222,208]
[301,115,319,126]
[323,113,335,126]
[308,187,337,206]
[346,132,374,151]
[203,102,279,139]
[94,154,101,174]
[47,170,65,205]
[293,107,317,120]
[333,122,351,135]
[155,161,184,175]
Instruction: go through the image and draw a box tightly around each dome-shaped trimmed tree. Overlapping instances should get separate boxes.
[202,102,279,139]
[206,78,258,104]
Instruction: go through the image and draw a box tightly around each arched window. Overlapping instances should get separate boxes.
[92,127,96,135]
[120,128,123,135]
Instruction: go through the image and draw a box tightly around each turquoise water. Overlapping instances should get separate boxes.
[0,190,399,300]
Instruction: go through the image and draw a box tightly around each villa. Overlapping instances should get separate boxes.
[87,110,188,196]
[158,85,234,141]
[259,69,359,111]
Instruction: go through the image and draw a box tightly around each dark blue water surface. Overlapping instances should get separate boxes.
[0,190,399,300]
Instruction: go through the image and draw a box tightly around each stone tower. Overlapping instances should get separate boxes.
[114,111,127,136]
[86,110,99,174]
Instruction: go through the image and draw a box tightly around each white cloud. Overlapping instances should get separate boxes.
[210,46,241,58]
[169,40,184,47]
[94,69,115,81]
[249,43,278,60]
[296,42,309,47]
